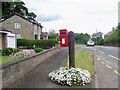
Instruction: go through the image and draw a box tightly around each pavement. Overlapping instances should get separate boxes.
[9,47,92,88]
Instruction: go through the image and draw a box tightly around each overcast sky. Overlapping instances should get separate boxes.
[22,0,119,35]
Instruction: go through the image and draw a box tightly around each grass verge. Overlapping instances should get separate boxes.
[0,56,15,64]
[75,44,81,49]
[67,50,94,76]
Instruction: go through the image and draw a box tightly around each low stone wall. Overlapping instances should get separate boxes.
[1,47,58,88]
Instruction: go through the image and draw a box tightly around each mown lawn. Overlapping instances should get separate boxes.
[67,50,94,76]
[0,56,15,64]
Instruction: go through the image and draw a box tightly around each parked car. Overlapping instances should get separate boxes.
[86,40,95,46]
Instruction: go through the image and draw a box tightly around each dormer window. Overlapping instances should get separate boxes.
[14,23,21,29]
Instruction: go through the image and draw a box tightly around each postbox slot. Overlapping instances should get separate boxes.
[60,32,66,34]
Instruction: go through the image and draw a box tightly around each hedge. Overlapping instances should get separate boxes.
[104,29,120,46]
[17,39,58,49]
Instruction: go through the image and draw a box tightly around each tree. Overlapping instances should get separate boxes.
[98,38,104,45]
[74,33,81,43]
[1,0,36,20]
[74,33,90,44]
[91,32,103,45]
[104,29,119,46]
[27,12,37,19]
[118,23,120,30]
[48,29,59,40]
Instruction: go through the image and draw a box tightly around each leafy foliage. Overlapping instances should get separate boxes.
[2,48,20,56]
[34,48,44,53]
[91,32,103,45]
[98,38,104,45]
[48,29,59,40]
[17,39,58,49]
[35,34,38,40]
[104,29,119,46]
[1,0,36,20]
[74,33,90,44]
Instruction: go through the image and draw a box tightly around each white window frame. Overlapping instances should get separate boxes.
[14,23,21,29]
[16,34,22,39]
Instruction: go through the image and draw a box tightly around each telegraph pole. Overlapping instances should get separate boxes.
[96,29,97,45]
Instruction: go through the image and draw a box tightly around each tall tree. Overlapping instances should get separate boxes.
[91,32,103,45]
[74,33,90,44]
[27,12,37,20]
[48,29,59,40]
[1,0,36,20]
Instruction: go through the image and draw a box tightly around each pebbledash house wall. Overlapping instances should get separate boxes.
[1,47,59,88]
[2,15,34,40]
[33,24,42,40]
[37,24,42,40]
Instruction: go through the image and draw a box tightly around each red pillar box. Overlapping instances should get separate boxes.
[59,29,68,47]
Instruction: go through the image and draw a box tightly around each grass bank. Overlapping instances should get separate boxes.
[75,44,81,48]
[0,56,14,64]
[67,50,94,76]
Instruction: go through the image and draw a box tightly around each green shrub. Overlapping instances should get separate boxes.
[17,39,58,49]
[2,48,20,56]
[98,38,104,45]
[35,34,38,40]
[104,29,119,46]
[17,39,34,49]
[34,48,44,53]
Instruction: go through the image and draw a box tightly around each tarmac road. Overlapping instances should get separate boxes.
[82,45,120,88]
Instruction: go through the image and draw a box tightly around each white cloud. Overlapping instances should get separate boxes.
[22,0,119,35]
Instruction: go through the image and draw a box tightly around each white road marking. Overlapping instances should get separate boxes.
[92,49,96,51]
[114,70,120,76]
[101,61,105,64]
[106,65,112,69]
[97,58,100,61]
[96,55,120,77]
[98,51,104,54]
[109,55,120,60]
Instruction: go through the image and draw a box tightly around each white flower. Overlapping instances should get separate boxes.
[48,67,91,86]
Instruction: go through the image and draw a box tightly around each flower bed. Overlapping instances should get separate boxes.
[9,49,36,60]
[48,67,91,86]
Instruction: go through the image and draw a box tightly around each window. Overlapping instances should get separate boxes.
[14,23,21,29]
[16,34,21,39]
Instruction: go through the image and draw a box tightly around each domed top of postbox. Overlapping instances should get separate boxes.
[59,29,68,35]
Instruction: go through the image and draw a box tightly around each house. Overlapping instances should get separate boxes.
[104,28,117,39]
[0,13,43,40]
[0,28,16,49]
[40,32,48,40]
